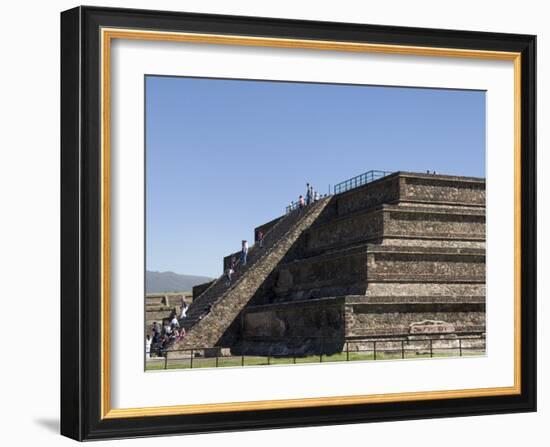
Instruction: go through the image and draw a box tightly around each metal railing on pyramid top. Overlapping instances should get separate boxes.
[333,170,393,195]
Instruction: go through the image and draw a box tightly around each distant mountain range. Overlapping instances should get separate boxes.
[146,271,214,294]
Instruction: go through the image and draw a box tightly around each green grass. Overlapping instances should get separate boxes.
[145,349,485,371]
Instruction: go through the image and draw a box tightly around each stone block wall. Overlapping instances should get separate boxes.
[364,282,485,297]
[242,298,345,339]
[192,281,215,300]
[302,204,485,256]
[383,206,485,239]
[232,294,485,354]
[345,305,485,337]
[366,248,485,282]
[273,248,368,300]
[303,209,383,255]
[336,175,400,217]
[234,297,346,355]
[257,245,484,303]
[400,175,485,205]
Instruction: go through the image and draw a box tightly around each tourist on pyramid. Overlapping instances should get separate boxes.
[179,297,188,319]
[241,240,249,266]
[170,314,180,329]
[177,327,186,341]
[145,335,152,359]
[257,230,264,248]
[225,266,234,286]
[152,321,161,342]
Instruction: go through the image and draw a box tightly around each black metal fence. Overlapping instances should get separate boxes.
[333,170,393,195]
[146,335,486,371]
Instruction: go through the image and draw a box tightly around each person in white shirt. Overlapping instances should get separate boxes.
[241,240,249,266]
[145,335,152,359]
[170,315,180,329]
[179,296,188,319]
[225,267,234,285]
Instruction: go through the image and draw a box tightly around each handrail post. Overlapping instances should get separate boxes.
[346,342,349,361]
[430,339,433,358]
[373,341,377,360]
[401,340,405,359]
[190,349,193,369]
[164,354,168,370]
[459,339,463,357]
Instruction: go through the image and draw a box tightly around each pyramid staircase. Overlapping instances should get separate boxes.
[172,197,331,351]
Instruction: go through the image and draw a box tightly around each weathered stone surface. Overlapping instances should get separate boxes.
[169,197,332,355]
[242,298,344,339]
[400,175,485,205]
[169,172,486,357]
[304,209,384,255]
[235,297,346,355]
[364,282,485,297]
[336,175,400,217]
[192,281,214,300]
[384,206,485,240]
[365,247,485,282]
[409,320,455,334]
[345,309,485,337]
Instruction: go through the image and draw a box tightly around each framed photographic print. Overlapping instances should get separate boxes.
[60,5,536,441]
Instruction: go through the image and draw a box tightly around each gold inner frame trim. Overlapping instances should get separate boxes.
[100,27,522,419]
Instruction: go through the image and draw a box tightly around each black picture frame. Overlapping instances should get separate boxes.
[61,5,536,441]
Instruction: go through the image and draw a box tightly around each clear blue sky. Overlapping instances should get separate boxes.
[146,76,485,278]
